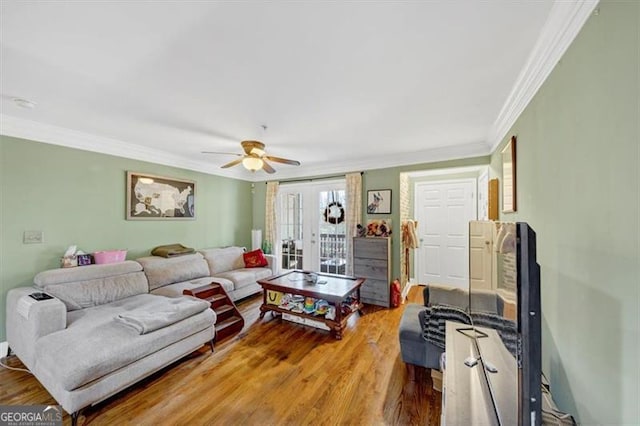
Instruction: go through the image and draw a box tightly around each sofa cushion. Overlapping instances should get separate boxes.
[150,276,234,298]
[213,267,272,290]
[34,294,215,391]
[243,249,268,268]
[42,272,149,311]
[34,261,143,287]
[33,261,148,311]
[199,247,245,275]
[136,253,209,291]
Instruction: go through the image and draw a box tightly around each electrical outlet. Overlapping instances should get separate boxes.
[24,230,44,244]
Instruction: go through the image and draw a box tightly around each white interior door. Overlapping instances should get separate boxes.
[415,179,477,289]
[469,220,494,290]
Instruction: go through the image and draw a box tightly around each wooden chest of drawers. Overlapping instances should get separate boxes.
[353,237,391,307]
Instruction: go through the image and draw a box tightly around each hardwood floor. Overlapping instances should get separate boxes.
[0,286,441,425]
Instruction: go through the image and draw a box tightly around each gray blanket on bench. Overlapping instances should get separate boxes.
[115,297,210,334]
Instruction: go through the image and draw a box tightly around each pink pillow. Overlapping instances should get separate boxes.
[243,249,268,268]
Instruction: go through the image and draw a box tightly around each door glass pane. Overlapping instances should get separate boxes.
[318,189,346,275]
[280,193,303,270]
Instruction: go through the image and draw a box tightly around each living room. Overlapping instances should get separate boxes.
[1,1,638,425]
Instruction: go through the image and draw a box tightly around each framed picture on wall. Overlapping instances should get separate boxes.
[126,171,196,220]
[367,189,391,214]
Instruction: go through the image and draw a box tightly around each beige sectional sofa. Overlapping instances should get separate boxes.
[4,246,276,425]
[6,261,215,426]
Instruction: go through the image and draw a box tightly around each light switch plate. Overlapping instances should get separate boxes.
[24,230,44,244]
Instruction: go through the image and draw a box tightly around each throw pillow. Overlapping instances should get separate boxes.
[243,249,268,268]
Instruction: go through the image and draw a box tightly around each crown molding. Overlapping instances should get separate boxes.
[258,141,491,182]
[404,165,489,179]
[1,113,491,182]
[487,0,599,152]
[0,114,252,181]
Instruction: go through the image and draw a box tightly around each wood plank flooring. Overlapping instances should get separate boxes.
[0,286,441,425]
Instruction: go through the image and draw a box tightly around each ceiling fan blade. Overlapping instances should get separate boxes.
[221,158,244,169]
[262,160,276,174]
[202,151,242,156]
[264,155,301,166]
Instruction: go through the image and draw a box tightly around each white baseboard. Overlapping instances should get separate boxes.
[0,341,8,358]
[402,279,416,303]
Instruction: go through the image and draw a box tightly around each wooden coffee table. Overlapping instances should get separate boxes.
[257,270,365,340]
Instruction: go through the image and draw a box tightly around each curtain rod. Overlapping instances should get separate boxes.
[266,171,364,185]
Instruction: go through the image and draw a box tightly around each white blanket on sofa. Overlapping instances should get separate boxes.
[115,296,210,334]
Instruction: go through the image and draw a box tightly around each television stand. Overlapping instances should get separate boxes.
[442,320,517,426]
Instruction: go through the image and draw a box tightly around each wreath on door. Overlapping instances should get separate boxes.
[324,201,345,224]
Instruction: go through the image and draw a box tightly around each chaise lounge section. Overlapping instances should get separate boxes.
[6,261,216,425]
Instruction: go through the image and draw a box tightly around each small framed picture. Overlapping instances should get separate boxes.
[367,189,391,214]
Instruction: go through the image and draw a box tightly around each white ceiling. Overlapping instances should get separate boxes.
[0,1,596,181]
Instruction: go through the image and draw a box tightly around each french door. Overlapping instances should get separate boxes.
[278,180,347,273]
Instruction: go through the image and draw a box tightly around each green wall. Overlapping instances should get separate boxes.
[489,1,639,423]
[252,156,489,281]
[0,136,253,341]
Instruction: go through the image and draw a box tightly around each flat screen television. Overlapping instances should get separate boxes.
[468,221,541,426]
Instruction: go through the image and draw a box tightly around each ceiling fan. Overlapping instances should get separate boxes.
[202,140,301,174]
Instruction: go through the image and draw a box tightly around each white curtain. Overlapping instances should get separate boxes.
[265,181,279,258]
[345,172,362,276]
[399,173,410,288]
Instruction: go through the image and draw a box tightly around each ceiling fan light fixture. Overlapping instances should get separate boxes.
[242,156,264,172]
[204,139,299,173]
[250,147,265,156]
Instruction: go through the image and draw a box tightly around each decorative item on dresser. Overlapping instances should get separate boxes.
[353,237,391,307]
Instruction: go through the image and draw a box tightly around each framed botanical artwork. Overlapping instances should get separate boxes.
[126,171,196,220]
[367,189,391,214]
